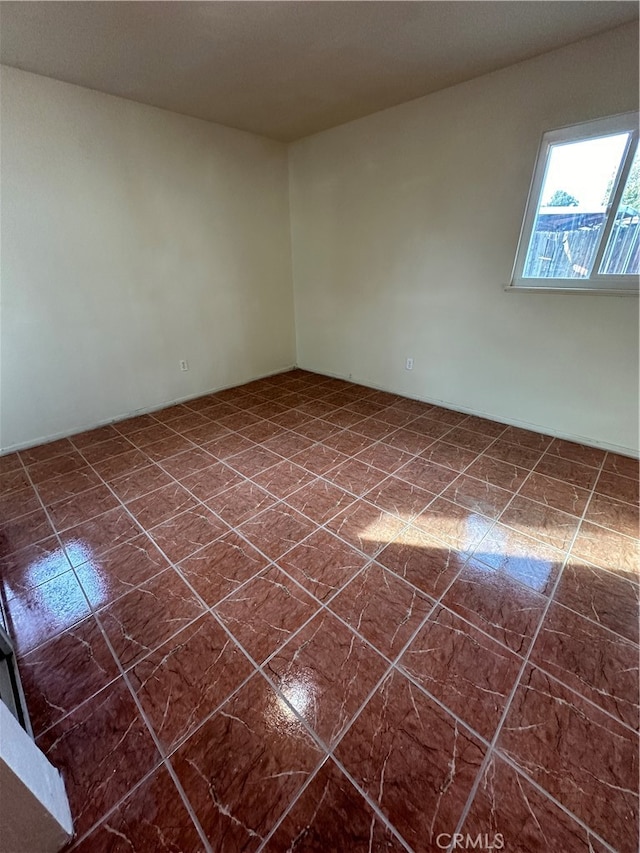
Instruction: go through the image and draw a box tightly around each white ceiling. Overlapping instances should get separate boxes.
[0,1,637,142]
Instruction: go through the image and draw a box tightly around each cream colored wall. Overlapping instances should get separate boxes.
[0,67,295,451]
[289,23,640,455]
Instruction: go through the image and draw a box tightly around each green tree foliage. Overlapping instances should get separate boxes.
[547,189,579,207]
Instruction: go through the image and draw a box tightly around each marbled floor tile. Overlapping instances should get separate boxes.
[178,531,268,607]
[594,470,639,506]
[395,457,459,494]
[265,611,388,746]
[571,521,639,576]
[227,445,285,479]
[284,477,356,525]
[130,614,253,752]
[171,674,324,851]
[534,455,599,491]
[241,419,290,444]
[529,602,639,729]
[70,425,122,449]
[418,440,479,473]
[238,503,317,561]
[261,431,315,459]
[116,416,173,450]
[461,753,609,853]
[499,494,580,551]
[148,506,226,563]
[484,438,544,469]
[464,456,529,493]
[4,569,91,654]
[81,436,136,465]
[350,417,400,442]
[472,524,564,595]
[115,413,165,434]
[499,665,639,853]
[0,508,55,555]
[440,427,494,455]
[376,525,468,598]
[277,529,368,602]
[326,500,407,557]
[460,415,507,439]
[35,468,103,505]
[106,463,174,502]
[354,442,414,475]
[215,566,319,664]
[253,460,316,499]
[206,480,277,526]
[334,670,486,852]
[556,555,639,644]
[126,482,198,530]
[364,475,435,522]
[381,426,437,455]
[0,466,31,495]
[499,427,553,453]
[18,615,119,736]
[16,438,75,465]
[547,438,606,469]
[323,430,377,458]
[264,759,406,853]
[0,450,25,472]
[26,452,90,485]
[144,435,197,463]
[47,485,120,532]
[517,473,591,518]
[159,447,218,481]
[88,448,151,481]
[74,535,169,609]
[97,568,205,669]
[0,485,42,523]
[603,452,639,481]
[442,475,514,520]
[60,507,143,568]
[329,564,434,659]
[202,430,254,459]
[291,442,349,476]
[400,606,522,740]
[290,417,340,443]
[411,498,494,553]
[441,557,547,655]
[0,537,71,598]
[325,458,389,497]
[38,679,160,839]
[584,491,639,539]
[70,766,204,853]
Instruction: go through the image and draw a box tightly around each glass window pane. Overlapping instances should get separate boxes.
[599,148,640,276]
[523,133,629,279]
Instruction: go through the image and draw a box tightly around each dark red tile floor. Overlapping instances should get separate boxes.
[0,369,638,852]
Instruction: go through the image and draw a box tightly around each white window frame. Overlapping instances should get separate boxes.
[509,112,640,294]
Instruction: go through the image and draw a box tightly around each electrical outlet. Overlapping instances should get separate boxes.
[179,360,189,372]
[405,358,414,370]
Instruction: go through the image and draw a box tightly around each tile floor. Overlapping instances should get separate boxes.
[0,369,638,853]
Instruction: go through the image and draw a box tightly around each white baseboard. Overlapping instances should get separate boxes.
[298,365,639,460]
[1,365,296,455]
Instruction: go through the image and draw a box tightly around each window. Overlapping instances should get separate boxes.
[510,112,639,293]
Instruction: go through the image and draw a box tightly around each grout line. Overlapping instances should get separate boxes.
[6,379,636,851]
[446,450,611,851]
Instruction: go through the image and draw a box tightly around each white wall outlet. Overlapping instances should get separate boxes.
[405,358,414,370]
[179,360,189,372]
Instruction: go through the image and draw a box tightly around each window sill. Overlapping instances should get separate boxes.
[505,284,639,296]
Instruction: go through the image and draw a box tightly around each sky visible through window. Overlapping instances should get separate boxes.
[541,133,628,209]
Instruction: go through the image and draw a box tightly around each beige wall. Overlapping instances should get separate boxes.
[289,23,639,455]
[0,67,295,450]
